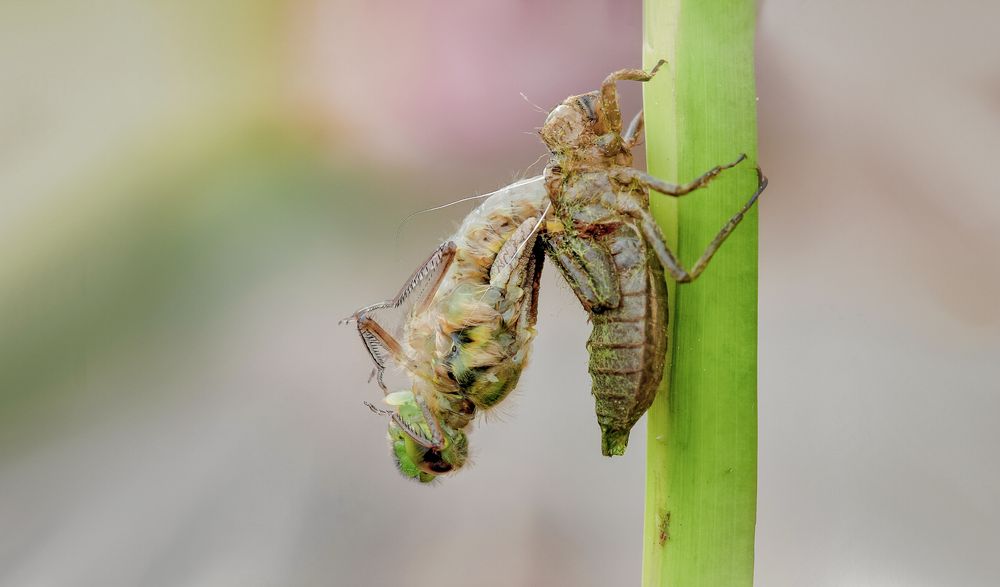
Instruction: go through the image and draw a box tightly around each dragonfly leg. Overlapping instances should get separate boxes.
[599,60,665,137]
[346,242,457,390]
[623,111,644,149]
[616,168,766,283]
[616,153,746,197]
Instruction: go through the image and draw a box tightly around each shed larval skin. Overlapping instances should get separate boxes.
[539,62,764,455]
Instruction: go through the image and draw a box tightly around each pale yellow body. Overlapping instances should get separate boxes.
[403,177,549,425]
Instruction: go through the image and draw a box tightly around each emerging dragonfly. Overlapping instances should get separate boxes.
[344,178,550,482]
[345,60,767,481]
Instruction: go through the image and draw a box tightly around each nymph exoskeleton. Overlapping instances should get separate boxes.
[344,177,549,482]
[539,60,767,455]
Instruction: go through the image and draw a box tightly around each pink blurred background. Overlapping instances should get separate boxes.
[1,1,998,585]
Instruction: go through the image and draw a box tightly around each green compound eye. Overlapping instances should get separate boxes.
[388,421,437,483]
[385,391,469,483]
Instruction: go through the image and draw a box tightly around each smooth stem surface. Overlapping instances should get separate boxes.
[641,0,759,585]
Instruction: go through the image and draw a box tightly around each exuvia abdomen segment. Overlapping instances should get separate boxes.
[586,224,667,456]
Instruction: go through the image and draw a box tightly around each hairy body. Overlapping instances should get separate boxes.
[349,177,549,481]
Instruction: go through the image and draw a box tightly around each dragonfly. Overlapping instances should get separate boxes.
[345,60,767,480]
[343,177,550,482]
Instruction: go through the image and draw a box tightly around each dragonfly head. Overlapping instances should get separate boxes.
[541,92,599,153]
[385,391,469,483]
[541,91,628,163]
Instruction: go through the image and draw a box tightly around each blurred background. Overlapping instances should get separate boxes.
[1,1,998,585]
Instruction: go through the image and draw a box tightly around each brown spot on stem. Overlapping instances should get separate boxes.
[658,511,671,546]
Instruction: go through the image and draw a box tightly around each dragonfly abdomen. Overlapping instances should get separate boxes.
[587,224,668,456]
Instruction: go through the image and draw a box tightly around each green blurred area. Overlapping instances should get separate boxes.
[0,1,365,453]
[1,128,360,448]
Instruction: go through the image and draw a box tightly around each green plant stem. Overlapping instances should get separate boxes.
[641,0,760,585]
